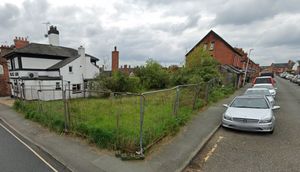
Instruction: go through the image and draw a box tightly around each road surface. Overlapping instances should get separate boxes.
[185,77,300,172]
[0,120,69,172]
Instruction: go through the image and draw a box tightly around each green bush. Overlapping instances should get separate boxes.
[135,59,169,89]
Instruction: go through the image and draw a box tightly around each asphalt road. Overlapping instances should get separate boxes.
[0,120,69,172]
[185,76,300,172]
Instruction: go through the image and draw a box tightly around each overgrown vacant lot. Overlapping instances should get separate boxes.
[14,86,233,153]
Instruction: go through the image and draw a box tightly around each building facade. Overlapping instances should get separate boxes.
[0,45,13,96]
[4,26,99,100]
[185,30,259,87]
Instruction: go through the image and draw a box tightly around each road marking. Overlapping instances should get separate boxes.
[0,123,58,172]
[203,136,224,162]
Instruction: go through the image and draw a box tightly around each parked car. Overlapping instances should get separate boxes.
[253,84,277,97]
[252,76,276,87]
[222,95,280,133]
[279,72,287,78]
[244,88,275,107]
[285,74,294,80]
[297,76,300,86]
[260,72,274,78]
[291,74,300,84]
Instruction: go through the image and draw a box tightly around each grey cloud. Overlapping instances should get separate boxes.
[214,0,300,26]
[0,4,20,28]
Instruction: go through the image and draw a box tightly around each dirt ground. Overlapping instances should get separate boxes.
[0,97,15,107]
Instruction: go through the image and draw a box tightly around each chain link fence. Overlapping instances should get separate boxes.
[15,78,229,160]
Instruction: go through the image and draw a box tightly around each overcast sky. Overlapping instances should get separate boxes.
[1,0,300,68]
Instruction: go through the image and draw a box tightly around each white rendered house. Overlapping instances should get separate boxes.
[4,26,99,100]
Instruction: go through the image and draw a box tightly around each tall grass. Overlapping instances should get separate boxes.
[13,85,234,152]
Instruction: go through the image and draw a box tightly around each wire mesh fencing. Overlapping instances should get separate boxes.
[15,78,227,159]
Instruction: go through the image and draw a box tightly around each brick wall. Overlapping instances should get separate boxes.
[191,32,241,67]
[0,46,11,96]
[112,46,119,72]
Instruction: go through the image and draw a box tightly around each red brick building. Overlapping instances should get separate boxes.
[185,30,259,87]
[0,45,13,96]
[186,30,244,69]
[0,37,30,97]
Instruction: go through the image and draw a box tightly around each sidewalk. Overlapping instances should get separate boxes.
[0,85,249,172]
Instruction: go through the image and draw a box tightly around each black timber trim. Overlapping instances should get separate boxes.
[5,52,68,60]
[9,68,59,71]
[18,56,22,69]
[20,76,62,81]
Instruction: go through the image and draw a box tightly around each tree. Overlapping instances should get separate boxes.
[135,59,169,89]
[185,46,221,83]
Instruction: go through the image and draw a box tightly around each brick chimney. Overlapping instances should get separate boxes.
[14,37,29,49]
[112,46,119,72]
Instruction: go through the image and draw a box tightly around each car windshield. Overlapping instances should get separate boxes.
[230,97,269,109]
[253,85,274,89]
[245,90,271,96]
[255,78,271,84]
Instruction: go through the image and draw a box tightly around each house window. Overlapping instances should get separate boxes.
[11,59,15,70]
[203,43,208,50]
[72,84,81,93]
[0,64,3,75]
[84,81,88,89]
[69,66,73,73]
[55,82,61,90]
[209,42,215,50]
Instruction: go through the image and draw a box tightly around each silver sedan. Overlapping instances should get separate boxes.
[244,88,275,107]
[222,95,280,133]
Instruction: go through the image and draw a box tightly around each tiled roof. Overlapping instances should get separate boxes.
[4,43,99,70]
[272,63,288,68]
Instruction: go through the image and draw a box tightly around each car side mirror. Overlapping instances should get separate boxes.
[272,106,280,110]
[223,104,229,108]
[275,88,278,90]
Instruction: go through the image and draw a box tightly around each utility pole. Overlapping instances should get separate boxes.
[243,48,253,86]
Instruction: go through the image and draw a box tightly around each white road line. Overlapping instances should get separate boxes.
[0,123,58,172]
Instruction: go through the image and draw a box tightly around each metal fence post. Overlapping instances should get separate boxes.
[205,81,210,103]
[63,89,69,132]
[139,95,145,156]
[193,84,201,110]
[173,86,180,116]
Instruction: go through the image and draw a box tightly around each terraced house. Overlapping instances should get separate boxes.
[4,26,99,100]
[185,30,259,88]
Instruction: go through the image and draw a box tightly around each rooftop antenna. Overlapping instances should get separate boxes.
[42,22,50,38]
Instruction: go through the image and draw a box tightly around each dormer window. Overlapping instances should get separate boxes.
[209,42,215,50]
[69,66,73,73]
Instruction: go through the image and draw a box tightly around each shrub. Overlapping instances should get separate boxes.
[135,59,169,89]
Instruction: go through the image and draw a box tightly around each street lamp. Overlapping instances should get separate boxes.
[243,48,254,86]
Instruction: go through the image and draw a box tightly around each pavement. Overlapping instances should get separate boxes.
[185,77,300,172]
[0,85,249,172]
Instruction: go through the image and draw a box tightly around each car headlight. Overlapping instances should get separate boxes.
[260,118,272,123]
[223,113,232,121]
[270,90,275,95]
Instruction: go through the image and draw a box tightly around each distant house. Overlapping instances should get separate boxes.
[185,30,259,88]
[271,63,289,74]
[4,26,99,100]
